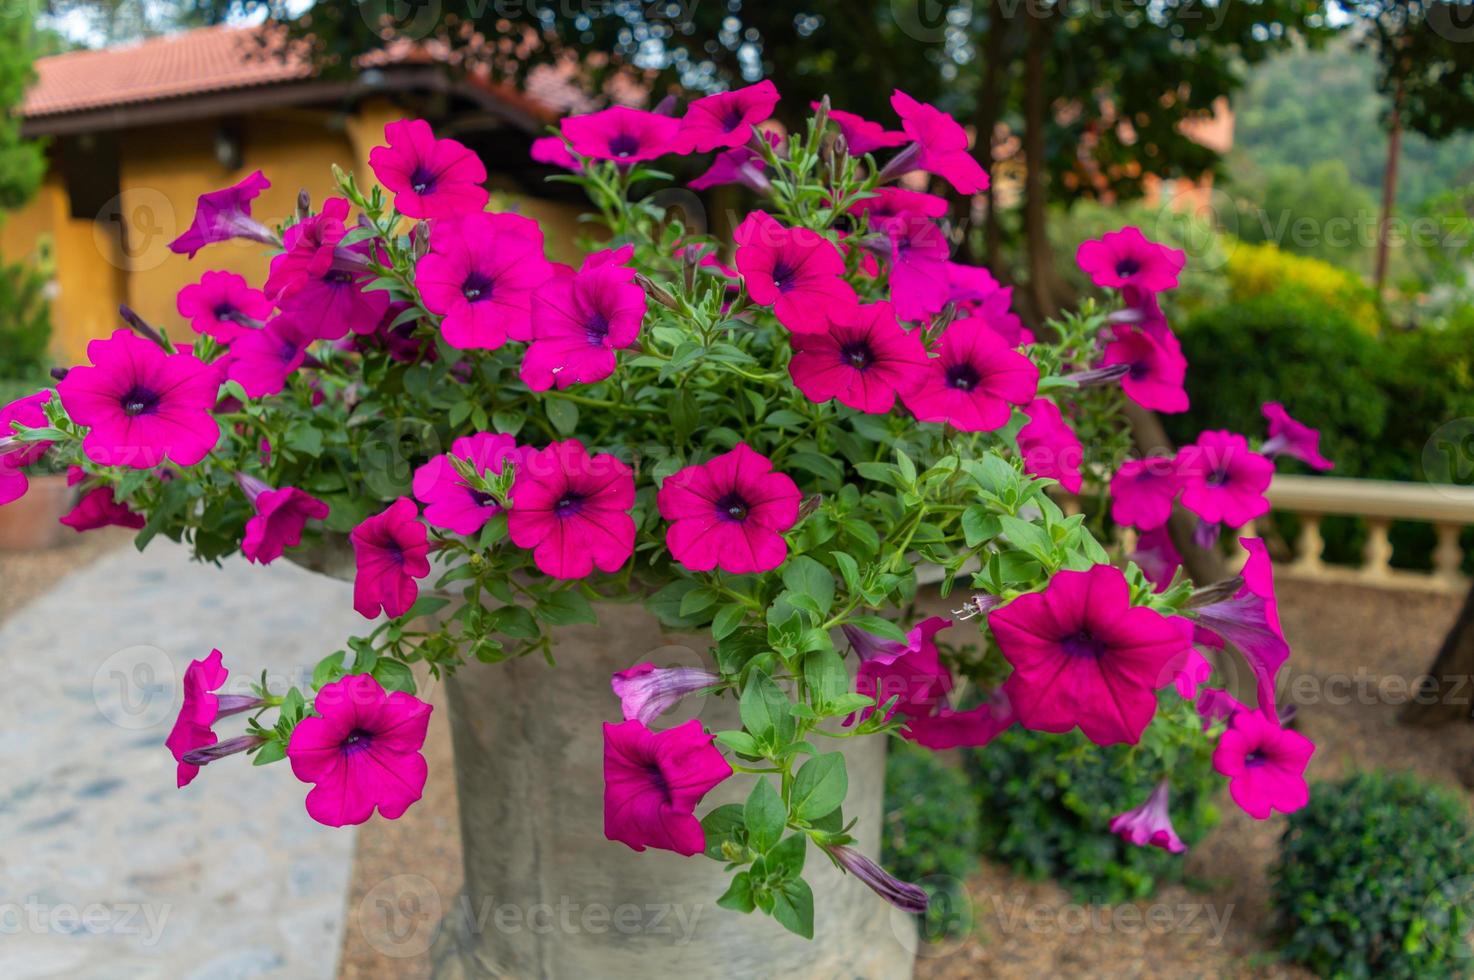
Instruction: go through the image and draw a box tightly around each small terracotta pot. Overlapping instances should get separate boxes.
[0,472,76,550]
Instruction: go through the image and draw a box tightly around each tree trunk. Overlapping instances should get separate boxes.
[1402,581,1474,727]
[1022,8,1059,321]
[1374,76,1404,294]
[974,0,1008,271]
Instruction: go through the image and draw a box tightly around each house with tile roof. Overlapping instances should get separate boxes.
[3,25,595,361]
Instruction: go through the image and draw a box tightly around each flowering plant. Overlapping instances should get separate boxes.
[1,86,1321,939]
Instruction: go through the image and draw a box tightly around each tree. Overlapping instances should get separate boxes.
[0,16,45,210]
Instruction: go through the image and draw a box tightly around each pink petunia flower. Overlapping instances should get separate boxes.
[881,213,952,323]
[508,439,636,579]
[237,473,330,565]
[59,467,146,532]
[1017,398,1084,494]
[1130,524,1184,592]
[1196,687,1248,729]
[788,301,929,414]
[1109,780,1187,853]
[58,329,221,469]
[349,498,431,619]
[369,118,489,220]
[1177,431,1273,530]
[603,718,732,855]
[225,316,314,398]
[1075,227,1186,294]
[1190,537,1291,721]
[1170,648,1213,700]
[412,432,520,536]
[168,170,276,257]
[1110,456,1181,530]
[988,563,1192,746]
[287,673,434,827]
[418,211,554,349]
[531,136,581,172]
[522,247,646,390]
[884,91,989,194]
[1261,402,1333,471]
[1116,283,1172,340]
[852,187,950,226]
[733,210,857,333]
[265,198,389,339]
[657,443,801,575]
[673,80,780,154]
[165,650,261,788]
[1102,326,1189,414]
[610,662,721,727]
[1211,708,1314,819]
[0,390,53,506]
[688,140,773,194]
[955,279,1031,347]
[560,106,681,163]
[176,271,272,343]
[902,316,1039,432]
[821,104,909,155]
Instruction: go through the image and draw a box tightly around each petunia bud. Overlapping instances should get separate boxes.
[610,663,721,726]
[1060,363,1130,388]
[823,843,929,914]
[296,188,311,222]
[636,274,681,311]
[181,734,264,767]
[119,305,170,351]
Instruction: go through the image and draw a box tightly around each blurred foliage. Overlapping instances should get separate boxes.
[1229,160,1380,272]
[882,742,981,939]
[0,15,45,210]
[0,257,52,382]
[1271,770,1474,980]
[1224,241,1383,333]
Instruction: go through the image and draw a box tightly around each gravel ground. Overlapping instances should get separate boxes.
[0,528,133,622]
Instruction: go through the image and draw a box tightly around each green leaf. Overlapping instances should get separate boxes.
[781,556,835,616]
[769,876,815,939]
[739,671,793,748]
[790,753,848,821]
[372,658,416,694]
[845,614,907,643]
[715,730,761,756]
[402,596,450,621]
[744,778,786,853]
[679,586,720,618]
[535,590,597,626]
[489,604,539,639]
[767,833,808,879]
[312,650,349,689]
[646,579,705,628]
[711,603,747,641]
[700,804,747,861]
[545,398,579,435]
[802,649,849,711]
[252,739,287,766]
[716,871,756,913]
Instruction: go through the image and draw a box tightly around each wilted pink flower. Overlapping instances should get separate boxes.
[882,213,951,322]
[1075,227,1185,294]
[1178,431,1273,529]
[610,662,721,726]
[508,439,636,579]
[412,432,520,536]
[657,443,801,575]
[522,247,646,390]
[689,140,772,193]
[288,673,433,827]
[1195,686,1248,729]
[176,271,271,343]
[1017,398,1083,494]
[238,473,329,565]
[822,104,908,155]
[989,564,1191,745]
[0,390,52,506]
[530,136,581,172]
[824,843,929,914]
[673,80,780,153]
[1261,402,1333,471]
[1212,708,1314,819]
[902,316,1039,432]
[1131,525,1184,592]
[369,118,489,219]
[885,90,989,194]
[226,316,314,398]
[788,302,929,414]
[1110,456,1181,530]
[603,718,732,855]
[265,198,389,339]
[165,649,262,788]
[58,329,221,469]
[418,211,554,349]
[733,210,856,332]
[169,170,276,257]
[349,498,431,619]
[1102,326,1189,414]
[1110,780,1187,853]
[1191,537,1291,721]
[561,106,680,163]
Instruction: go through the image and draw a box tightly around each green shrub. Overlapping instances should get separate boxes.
[1224,240,1382,333]
[1272,771,1474,980]
[964,712,1219,903]
[0,257,51,381]
[882,741,980,938]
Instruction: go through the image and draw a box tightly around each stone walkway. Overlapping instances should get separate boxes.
[0,540,363,979]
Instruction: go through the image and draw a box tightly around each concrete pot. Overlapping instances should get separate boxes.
[0,472,75,550]
[427,602,917,980]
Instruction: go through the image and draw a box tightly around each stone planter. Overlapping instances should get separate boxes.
[0,472,75,550]
[427,602,916,979]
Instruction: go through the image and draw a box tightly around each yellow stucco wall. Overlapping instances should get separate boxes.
[2,104,584,367]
